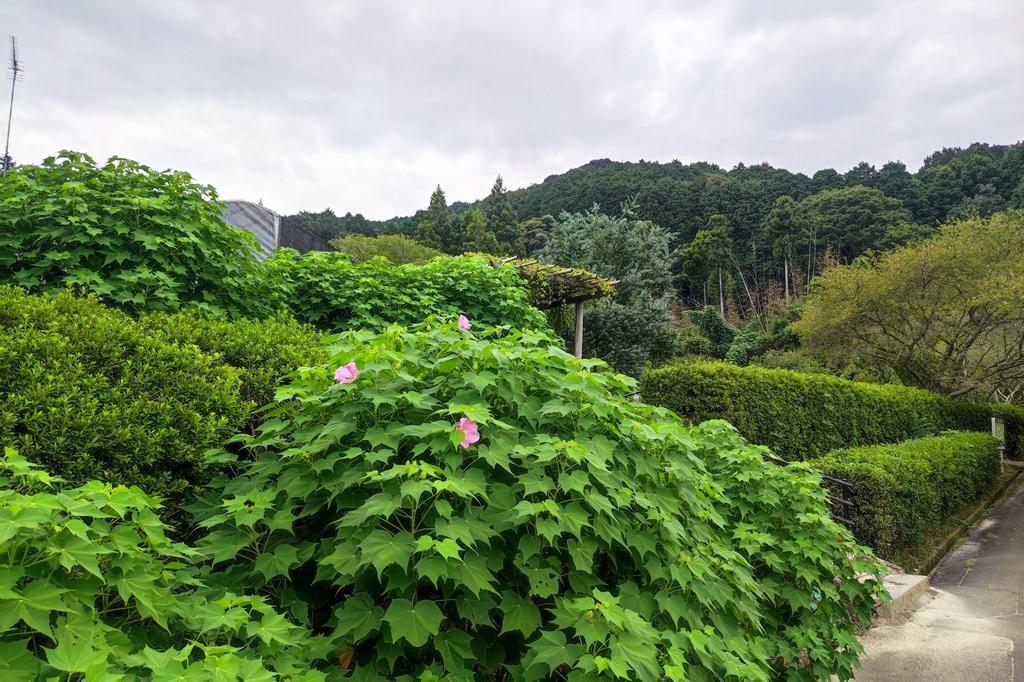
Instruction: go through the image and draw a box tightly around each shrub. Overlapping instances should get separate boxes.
[724,325,766,365]
[262,249,547,332]
[193,321,884,681]
[141,310,326,417]
[329,233,444,265]
[0,448,324,679]
[641,359,1015,460]
[0,286,248,504]
[683,306,737,358]
[809,433,1001,563]
[574,295,680,377]
[0,151,266,316]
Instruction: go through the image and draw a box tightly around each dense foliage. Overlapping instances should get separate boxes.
[795,211,1024,403]
[262,250,546,332]
[640,359,1020,460]
[194,321,884,681]
[140,310,326,418]
[810,433,1002,564]
[293,142,1024,325]
[0,286,247,504]
[0,448,326,680]
[0,151,265,316]
[329,234,444,265]
[539,206,679,375]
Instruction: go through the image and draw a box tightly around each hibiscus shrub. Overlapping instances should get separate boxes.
[0,151,267,317]
[0,448,327,680]
[194,320,885,681]
[261,249,547,332]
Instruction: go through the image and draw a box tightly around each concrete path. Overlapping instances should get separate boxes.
[855,480,1024,681]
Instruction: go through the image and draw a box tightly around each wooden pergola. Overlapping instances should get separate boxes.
[489,256,617,357]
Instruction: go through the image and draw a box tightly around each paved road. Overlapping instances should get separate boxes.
[855,479,1024,681]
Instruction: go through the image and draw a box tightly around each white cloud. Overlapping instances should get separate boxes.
[1,0,1022,218]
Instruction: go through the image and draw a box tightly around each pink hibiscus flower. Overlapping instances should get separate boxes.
[458,314,472,330]
[334,361,359,384]
[456,417,480,448]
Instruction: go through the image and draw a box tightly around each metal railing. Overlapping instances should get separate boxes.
[819,473,855,528]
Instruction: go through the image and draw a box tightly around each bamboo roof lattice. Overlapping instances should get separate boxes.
[488,256,617,310]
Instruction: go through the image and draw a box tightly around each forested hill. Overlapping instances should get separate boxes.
[289,141,1024,247]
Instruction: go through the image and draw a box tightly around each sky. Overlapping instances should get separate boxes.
[1,1,1022,219]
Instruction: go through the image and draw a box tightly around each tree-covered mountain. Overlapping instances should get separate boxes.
[285,141,1024,315]
[290,141,1024,243]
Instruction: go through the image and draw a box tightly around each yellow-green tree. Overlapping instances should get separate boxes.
[794,210,1024,401]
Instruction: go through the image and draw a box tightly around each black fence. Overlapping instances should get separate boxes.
[278,216,336,253]
[818,473,856,528]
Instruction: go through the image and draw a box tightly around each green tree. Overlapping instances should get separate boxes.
[460,208,500,254]
[519,216,552,254]
[760,196,805,303]
[485,175,524,255]
[794,210,1024,401]
[416,185,463,254]
[799,185,912,265]
[539,205,679,374]
[685,214,734,316]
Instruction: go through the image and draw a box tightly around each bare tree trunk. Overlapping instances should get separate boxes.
[732,255,766,333]
[702,280,707,307]
[784,256,790,304]
[718,268,725,317]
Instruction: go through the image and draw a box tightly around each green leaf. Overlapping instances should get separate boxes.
[499,591,541,636]
[0,640,40,681]
[383,598,444,647]
[45,634,107,674]
[434,629,474,671]
[0,578,69,637]
[359,531,416,576]
[457,554,498,596]
[524,630,585,675]
[334,594,383,642]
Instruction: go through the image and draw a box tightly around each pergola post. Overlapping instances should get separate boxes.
[573,301,584,358]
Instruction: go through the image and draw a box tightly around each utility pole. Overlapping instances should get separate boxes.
[3,36,22,178]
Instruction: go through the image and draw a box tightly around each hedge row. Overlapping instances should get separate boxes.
[0,286,324,505]
[809,432,1001,563]
[641,359,1024,460]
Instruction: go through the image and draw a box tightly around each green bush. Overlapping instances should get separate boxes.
[263,249,547,332]
[0,151,266,316]
[0,448,325,680]
[810,432,1001,563]
[329,233,444,265]
[141,311,326,418]
[574,295,680,377]
[0,286,248,504]
[193,320,884,681]
[683,306,737,358]
[641,359,1014,460]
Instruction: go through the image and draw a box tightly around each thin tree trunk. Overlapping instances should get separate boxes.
[718,268,725,317]
[784,256,790,304]
[702,280,707,307]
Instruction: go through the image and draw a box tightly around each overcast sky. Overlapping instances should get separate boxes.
[2,1,1022,218]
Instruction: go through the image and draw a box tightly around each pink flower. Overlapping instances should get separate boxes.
[334,362,359,384]
[456,417,480,449]
[458,314,471,331]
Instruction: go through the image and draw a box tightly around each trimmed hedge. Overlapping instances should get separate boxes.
[141,310,326,417]
[809,432,1001,562]
[0,286,247,502]
[641,359,1024,460]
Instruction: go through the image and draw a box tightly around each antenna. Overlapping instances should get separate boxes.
[3,35,23,178]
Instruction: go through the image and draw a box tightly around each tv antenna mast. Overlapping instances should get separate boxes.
[3,36,23,178]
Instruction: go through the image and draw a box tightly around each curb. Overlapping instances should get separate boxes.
[911,466,1022,576]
